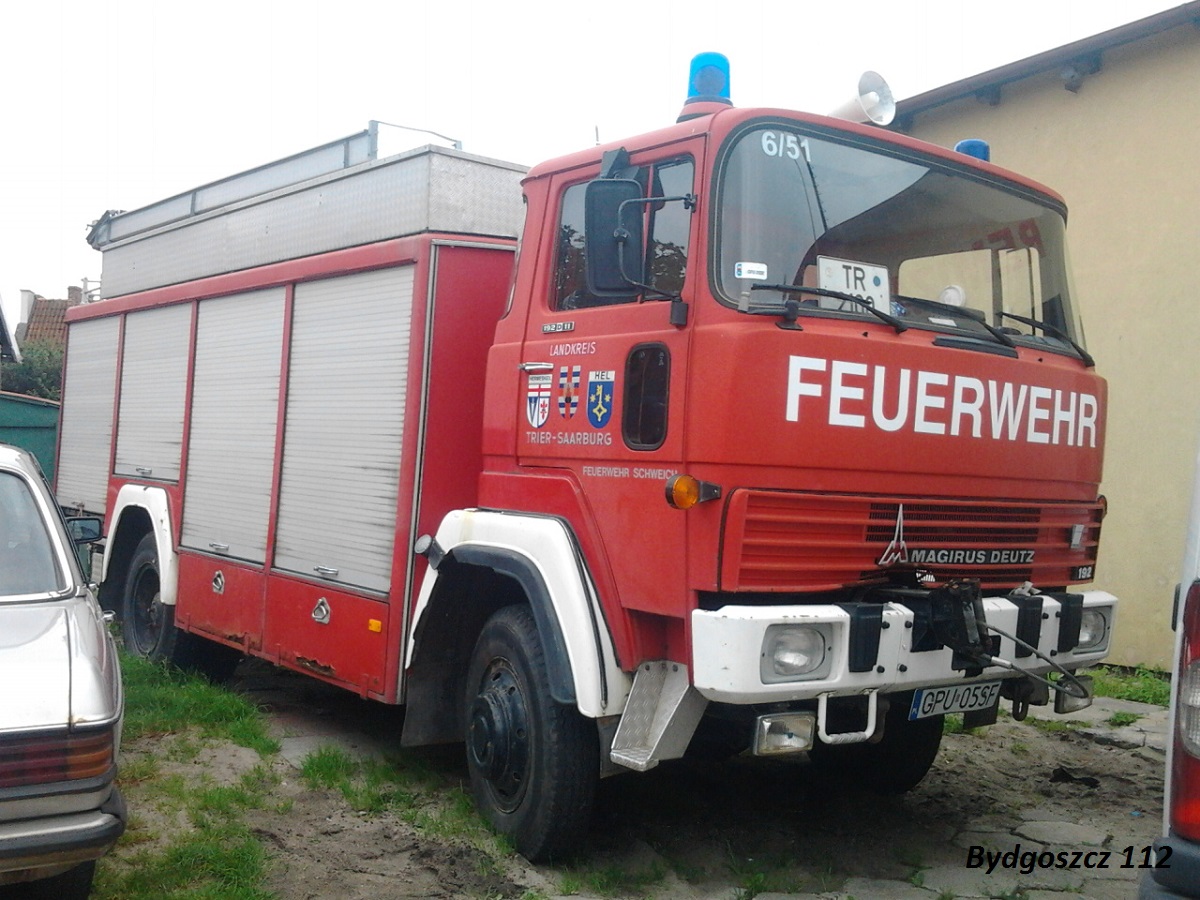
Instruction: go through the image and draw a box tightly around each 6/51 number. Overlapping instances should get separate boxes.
[760,131,808,161]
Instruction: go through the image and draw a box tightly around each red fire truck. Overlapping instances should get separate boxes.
[58,55,1116,859]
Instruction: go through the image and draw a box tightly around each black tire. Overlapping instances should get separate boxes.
[122,533,180,662]
[808,693,943,794]
[463,605,597,861]
[121,534,242,682]
[24,860,95,899]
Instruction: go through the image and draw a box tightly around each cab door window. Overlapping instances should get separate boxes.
[554,159,694,310]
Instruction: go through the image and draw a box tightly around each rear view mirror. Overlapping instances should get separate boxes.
[67,516,103,545]
[584,178,644,298]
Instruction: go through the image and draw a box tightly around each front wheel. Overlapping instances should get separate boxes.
[463,605,597,861]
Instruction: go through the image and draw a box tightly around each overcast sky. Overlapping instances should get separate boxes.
[0,0,1180,331]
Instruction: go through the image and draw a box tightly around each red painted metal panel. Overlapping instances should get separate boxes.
[262,574,390,697]
[175,552,265,651]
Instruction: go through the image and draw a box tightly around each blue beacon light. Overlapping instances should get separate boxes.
[954,139,991,162]
[679,52,733,122]
[687,52,732,104]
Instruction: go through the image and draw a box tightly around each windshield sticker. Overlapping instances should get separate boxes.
[526,374,552,428]
[929,316,958,327]
[586,371,615,428]
[734,262,769,280]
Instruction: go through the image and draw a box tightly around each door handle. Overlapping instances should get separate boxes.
[519,362,553,372]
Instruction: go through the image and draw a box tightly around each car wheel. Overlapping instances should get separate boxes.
[464,605,597,861]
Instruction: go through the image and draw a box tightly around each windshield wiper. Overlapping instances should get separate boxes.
[893,293,1017,349]
[751,283,907,333]
[997,311,1094,368]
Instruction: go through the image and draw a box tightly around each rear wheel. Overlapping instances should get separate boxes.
[463,605,597,861]
[808,693,943,794]
[121,534,242,682]
[123,534,179,661]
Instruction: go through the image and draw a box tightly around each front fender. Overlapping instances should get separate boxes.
[410,509,630,718]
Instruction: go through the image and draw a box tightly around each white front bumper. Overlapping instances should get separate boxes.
[691,590,1116,704]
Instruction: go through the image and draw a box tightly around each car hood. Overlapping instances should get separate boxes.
[0,596,119,731]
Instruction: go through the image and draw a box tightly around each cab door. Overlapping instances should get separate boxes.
[517,150,700,618]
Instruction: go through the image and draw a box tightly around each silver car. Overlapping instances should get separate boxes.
[0,444,125,898]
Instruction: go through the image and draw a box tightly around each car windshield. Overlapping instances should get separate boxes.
[0,470,66,597]
[715,124,1086,358]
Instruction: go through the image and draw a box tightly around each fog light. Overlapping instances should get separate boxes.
[1055,674,1094,715]
[765,626,826,677]
[1077,609,1108,650]
[752,712,816,756]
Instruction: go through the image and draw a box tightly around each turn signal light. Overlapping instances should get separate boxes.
[665,475,721,509]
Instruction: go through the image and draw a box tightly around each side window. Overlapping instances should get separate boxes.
[554,183,591,309]
[647,161,693,297]
[554,159,694,310]
[623,344,670,450]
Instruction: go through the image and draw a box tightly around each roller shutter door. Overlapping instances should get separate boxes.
[181,289,285,563]
[274,267,413,593]
[114,304,191,482]
[56,318,120,513]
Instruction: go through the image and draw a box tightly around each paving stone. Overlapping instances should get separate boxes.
[1014,820,1109,845]
[920,863,1018,898]
[1079,878,1141,900]
[953,828,1013,849]
[832,879,937,899]
[1018,865,1086,891]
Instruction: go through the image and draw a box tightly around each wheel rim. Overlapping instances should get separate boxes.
[129,563,162,655]
[467,658,530,813]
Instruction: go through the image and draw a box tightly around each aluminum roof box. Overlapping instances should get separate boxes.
[88,131,526,299]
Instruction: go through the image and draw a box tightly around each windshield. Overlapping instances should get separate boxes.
[0,470,66,597]
[715,124,1085,357]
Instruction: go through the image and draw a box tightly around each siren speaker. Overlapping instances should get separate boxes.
[828,71,895,126]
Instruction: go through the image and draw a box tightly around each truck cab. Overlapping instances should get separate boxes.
[414,54,1117,857]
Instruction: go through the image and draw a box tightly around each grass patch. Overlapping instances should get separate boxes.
[558,861,667,897]
[119,653,279,754]
[1107,711,1142,728]
[943,714,985,736]
[724,845,831,899]
[93,652,281,900]
[1025,716,1083,734]
[299,744,511,854]
[1086,665,1170,707]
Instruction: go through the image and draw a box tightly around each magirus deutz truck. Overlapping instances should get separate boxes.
[57,54,1116,859]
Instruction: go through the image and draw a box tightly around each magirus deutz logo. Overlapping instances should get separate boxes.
[876,504,1035,568]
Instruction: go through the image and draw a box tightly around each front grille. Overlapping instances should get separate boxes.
[720,490,1102,592]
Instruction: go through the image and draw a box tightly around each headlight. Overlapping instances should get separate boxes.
[1077,608,1108,650]
[761,625,830,682]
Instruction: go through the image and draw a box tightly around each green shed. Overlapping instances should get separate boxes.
[0,391,60,480]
